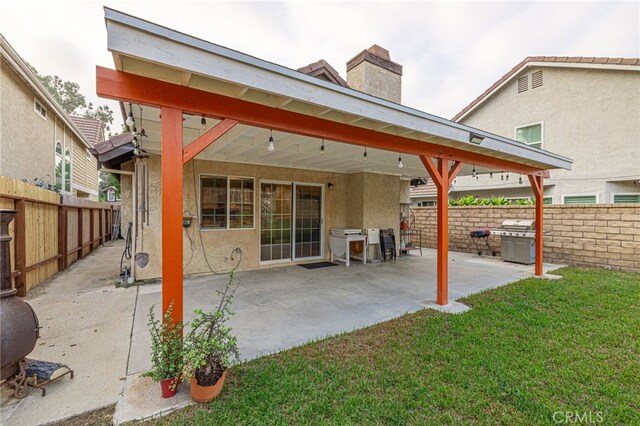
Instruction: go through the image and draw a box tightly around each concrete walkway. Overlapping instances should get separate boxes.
[115,250,560,424]
[1,241,134,426]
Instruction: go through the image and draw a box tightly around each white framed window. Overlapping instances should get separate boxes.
[200,175,255,229]
[613,193,640,204]
[562,194,598,205]
[64,148,71,193]
[34,99,47,119]
[515,122,543,149]
[55,142,63,191]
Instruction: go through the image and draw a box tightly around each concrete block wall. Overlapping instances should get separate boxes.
[412,204,640,273]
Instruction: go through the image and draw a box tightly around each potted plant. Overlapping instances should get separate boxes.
[143,302,184,398]
[182,272,240,403]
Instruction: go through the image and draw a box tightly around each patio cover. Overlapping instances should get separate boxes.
[97,7,572,322]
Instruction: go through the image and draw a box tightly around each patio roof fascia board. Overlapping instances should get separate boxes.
[97,66,554,177]
[102,7,572,172]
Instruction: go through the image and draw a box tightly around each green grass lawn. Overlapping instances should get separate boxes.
[150,268,640,425]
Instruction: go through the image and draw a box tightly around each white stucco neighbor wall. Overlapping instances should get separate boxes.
[455,66,640,203]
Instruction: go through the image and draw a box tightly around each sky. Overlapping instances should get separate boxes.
[1,0,638,130]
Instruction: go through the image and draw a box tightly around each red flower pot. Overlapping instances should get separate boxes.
[160,377,178,398]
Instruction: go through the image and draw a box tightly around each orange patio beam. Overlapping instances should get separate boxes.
[183,119,239,165]
[528,175,545,277]
[96,67,550,177]
[420,156,463,305]
[161,107,184,324]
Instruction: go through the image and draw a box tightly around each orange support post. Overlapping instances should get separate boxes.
[528,175,544,276]
[161,107,184,324]
[420,156,463,306]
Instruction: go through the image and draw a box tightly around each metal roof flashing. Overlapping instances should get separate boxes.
[103,7,572,172]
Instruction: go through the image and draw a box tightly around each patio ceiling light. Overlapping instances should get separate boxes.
[200,116,207,130]
[469,133,484,145]
[125,103,135,127]
[320,139,325,155]
[363,146,368,161]
[267,129,275,152]
[397,154,404,169]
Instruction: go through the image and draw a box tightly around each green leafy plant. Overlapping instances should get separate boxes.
[143,302,184,384]
[182,272,240,387]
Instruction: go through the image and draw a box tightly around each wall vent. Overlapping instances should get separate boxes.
[517,75,528,93]
[532,70,543,89]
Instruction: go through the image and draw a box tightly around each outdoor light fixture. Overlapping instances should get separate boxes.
[327,182,334,189]
[363,146,368,161]
[397,154,404,169]
[125,103,135,127]
[267,130,275,152]
[490,171,493,179]
[201,116,207,131]
[472,166,477,178]
[320,139,325,155]
[469,133,484,145]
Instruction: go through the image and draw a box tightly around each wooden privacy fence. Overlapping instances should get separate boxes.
[0,176,120,296]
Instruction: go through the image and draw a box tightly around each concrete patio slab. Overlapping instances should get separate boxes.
[417,300,471,314]
[115,249,562,424]
[1,241,134,426]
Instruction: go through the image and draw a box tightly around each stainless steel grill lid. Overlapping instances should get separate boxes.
[500,219,535,231]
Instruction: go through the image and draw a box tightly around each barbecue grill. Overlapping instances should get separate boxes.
[469,228,496,258]
[491,219,536,264]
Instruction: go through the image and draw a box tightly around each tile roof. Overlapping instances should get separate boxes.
[297,60,349,87]
[409,180,437,197]
[70,116,105,146]
[452,56,640,122]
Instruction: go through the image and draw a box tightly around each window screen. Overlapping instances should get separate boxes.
[613,194,640,203]
[515,123,542,149]
[563,195,597,205]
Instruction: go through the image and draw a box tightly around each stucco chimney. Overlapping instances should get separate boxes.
[346,45,403,103]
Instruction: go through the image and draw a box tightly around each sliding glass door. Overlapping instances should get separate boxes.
[260,182,323,263]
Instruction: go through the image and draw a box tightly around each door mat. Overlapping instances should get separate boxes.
[298,262,338,269]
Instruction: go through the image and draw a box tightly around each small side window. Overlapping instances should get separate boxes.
[34,100,47,119]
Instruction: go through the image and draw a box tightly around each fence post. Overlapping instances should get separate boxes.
[99,208,105,245]
[14,199,27,297]
[77,208,84,259]
[58,205,67,270]
[89,207,95,253]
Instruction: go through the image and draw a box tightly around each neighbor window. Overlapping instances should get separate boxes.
[613,194,640,203]
[543,197,553,205]
[563,195,597,205]
[201,176,254,229]
[55,142,63,191]
[34,99,47,119]
[64,148,71,192]
[515,123,543,149]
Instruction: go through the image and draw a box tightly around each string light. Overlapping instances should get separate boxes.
[267,130,275,152]
[489,171,493,179]
[501,172,504,181]
[363,146,368,161]
[397,154,404,169]
[506,172,510,181]
[125,103,135,127]
[200,116,207,131]
[320,139,325,155]
[519,175,523,184]
[472,165,477,178]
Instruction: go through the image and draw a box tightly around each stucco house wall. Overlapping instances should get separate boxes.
[454,66,640,204]
[123,156,406,280]
[1,36,100,200]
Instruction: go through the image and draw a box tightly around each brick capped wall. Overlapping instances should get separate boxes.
[411,204,640,273]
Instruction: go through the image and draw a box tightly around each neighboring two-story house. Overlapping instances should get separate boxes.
[411,56,640,205]
[0,34,100,200]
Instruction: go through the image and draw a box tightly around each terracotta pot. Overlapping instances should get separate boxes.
[160,377,178,398]
[190,370,227,403]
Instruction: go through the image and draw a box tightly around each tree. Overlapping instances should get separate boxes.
[27,63,114,131]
